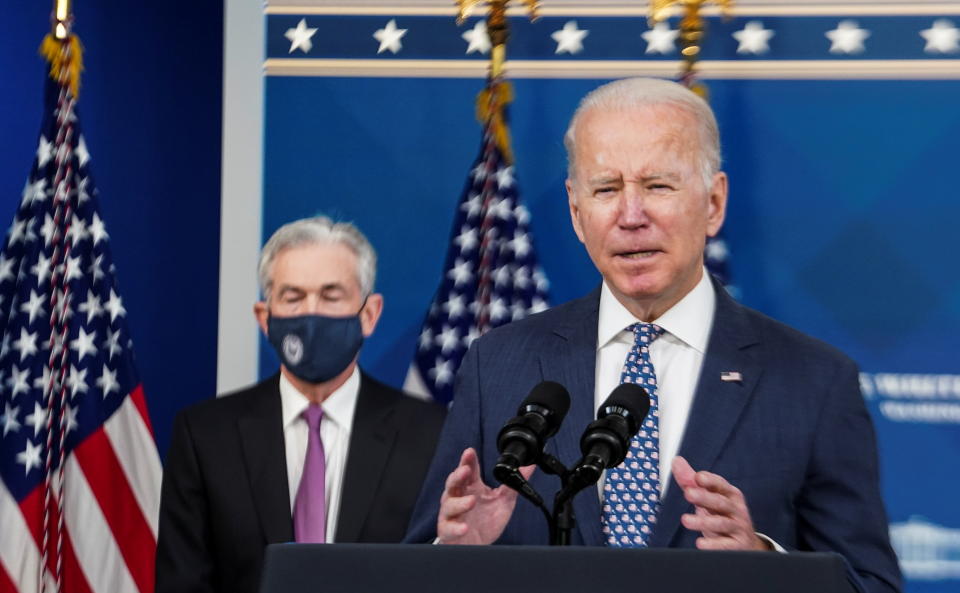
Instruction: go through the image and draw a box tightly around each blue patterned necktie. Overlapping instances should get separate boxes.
[602,322,665,547]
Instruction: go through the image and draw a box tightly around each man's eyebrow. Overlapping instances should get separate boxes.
[639,172,683,182]
[586,174,623,185]
[276,282,347,295]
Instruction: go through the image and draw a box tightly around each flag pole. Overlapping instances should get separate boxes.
[649,0,733,98]
[455,0,538,164]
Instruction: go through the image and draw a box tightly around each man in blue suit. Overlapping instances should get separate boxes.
[405,78,901,593]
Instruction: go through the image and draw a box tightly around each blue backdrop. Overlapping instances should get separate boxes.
[261,9,960,592]
[0,1,223,459]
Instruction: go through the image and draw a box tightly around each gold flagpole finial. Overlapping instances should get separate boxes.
[649,0,734,98]
[456,0,539,79]
[456,0,538,164]
[41,0,83,97]
[53,0,73,39]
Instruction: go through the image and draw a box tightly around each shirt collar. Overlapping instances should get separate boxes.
[597,269,716,354]
[279,366,361,431]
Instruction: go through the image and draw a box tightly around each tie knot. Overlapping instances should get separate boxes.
[630,322,664,345]
[302,404,324,429]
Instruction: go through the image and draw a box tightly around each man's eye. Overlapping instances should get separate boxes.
[594,187,615,195]
[649,184,674,191]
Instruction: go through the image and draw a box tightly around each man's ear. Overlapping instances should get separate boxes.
[566,178,586,244]
[359,293,384,337]
[706,171,728,238]
[253,301,269,335]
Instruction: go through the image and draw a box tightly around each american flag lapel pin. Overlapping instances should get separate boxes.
[720,371,743,383]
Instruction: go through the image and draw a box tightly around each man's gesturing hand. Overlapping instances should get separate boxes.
[672,456,769,551]
[437,447,535,545]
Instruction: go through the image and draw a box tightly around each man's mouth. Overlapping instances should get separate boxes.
[617,250,661,259]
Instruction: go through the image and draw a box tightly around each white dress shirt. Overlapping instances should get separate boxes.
[280,367,359,543]
[594,269,715,498]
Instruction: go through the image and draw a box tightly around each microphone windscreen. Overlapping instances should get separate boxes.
[600,383,651,427]
[522,380,571,419]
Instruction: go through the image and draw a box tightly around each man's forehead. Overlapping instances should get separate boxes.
[270,242,361,287]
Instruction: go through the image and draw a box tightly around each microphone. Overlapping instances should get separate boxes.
[575,383,651,487]
[493,381,571,486]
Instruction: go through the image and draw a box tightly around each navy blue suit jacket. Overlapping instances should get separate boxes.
[405,281,901,593]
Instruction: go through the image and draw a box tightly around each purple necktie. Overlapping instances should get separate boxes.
[293,404,326,543]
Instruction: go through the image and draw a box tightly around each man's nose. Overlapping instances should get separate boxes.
[618,185,650,228]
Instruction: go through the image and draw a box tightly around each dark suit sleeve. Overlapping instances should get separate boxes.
[795,357,902,593]
[403,344,484,543]
[156,411,215,593]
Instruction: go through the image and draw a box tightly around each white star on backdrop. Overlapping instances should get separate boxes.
[24,402,48,438]
[285,18,318,54]
[75,135,90,167]
[88,213,109,245]
[8,365,31,398]
[429,358,455,386]
[705,238,729,261]
[442,294,467,319]
[105,289,126,321]
[20,290,46,325]
[0,254,13,283]
[552,21,589,55]
[826,20,870,54]
[921,20,960,54]
[642,22,679,54]
[71,327,98,361]
[447,258,473,287]
[374,19,407,55]
[105,328,123,359]
[12,329,38,362]
[733,21,774,54]
[17,440,43,475]
[1,403,20,437]
[454,226,479,253]
[37,136,54,167]
[67,365,89,396]
[462,21,491,55]
[96,365,120,397]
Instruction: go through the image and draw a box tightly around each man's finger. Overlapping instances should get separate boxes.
[694,470,741,497]
[681,512,741,535]
[519,463,537,480]
[672,456,697,490]
[695,536,744,551]
[445,448,481,497]
[439,494,477,520]
[683,486,738,516]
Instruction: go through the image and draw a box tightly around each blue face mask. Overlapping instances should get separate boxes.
[267,308,365,384]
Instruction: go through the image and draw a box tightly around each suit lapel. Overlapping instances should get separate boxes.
[335,374,397,542]
[237,375,294,544]
[538,287,605,547]
[650,281,763,548]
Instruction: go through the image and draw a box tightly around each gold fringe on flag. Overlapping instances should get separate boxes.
[476,81,515,165]
[39,33,84,99]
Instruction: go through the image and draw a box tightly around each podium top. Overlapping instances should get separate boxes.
[260,543,852,593]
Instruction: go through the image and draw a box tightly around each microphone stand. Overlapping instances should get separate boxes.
[537,453,599,546]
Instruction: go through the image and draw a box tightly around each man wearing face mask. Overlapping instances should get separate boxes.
[156,216,447,593]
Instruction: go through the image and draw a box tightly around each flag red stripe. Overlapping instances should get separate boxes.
[19,485,44,549]
[73,428,156,593]
[61,527,95,593]
[0,562,17,593]
[128,385,155,437]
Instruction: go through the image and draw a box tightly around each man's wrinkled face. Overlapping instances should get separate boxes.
[254,242,381,338]
[565,104,727,319]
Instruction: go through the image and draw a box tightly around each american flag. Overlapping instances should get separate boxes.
[405,79,549,405]
[0,35,161,593]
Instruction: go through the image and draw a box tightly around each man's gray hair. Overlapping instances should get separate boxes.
[563,77,721,189]
[258,216,377,301]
